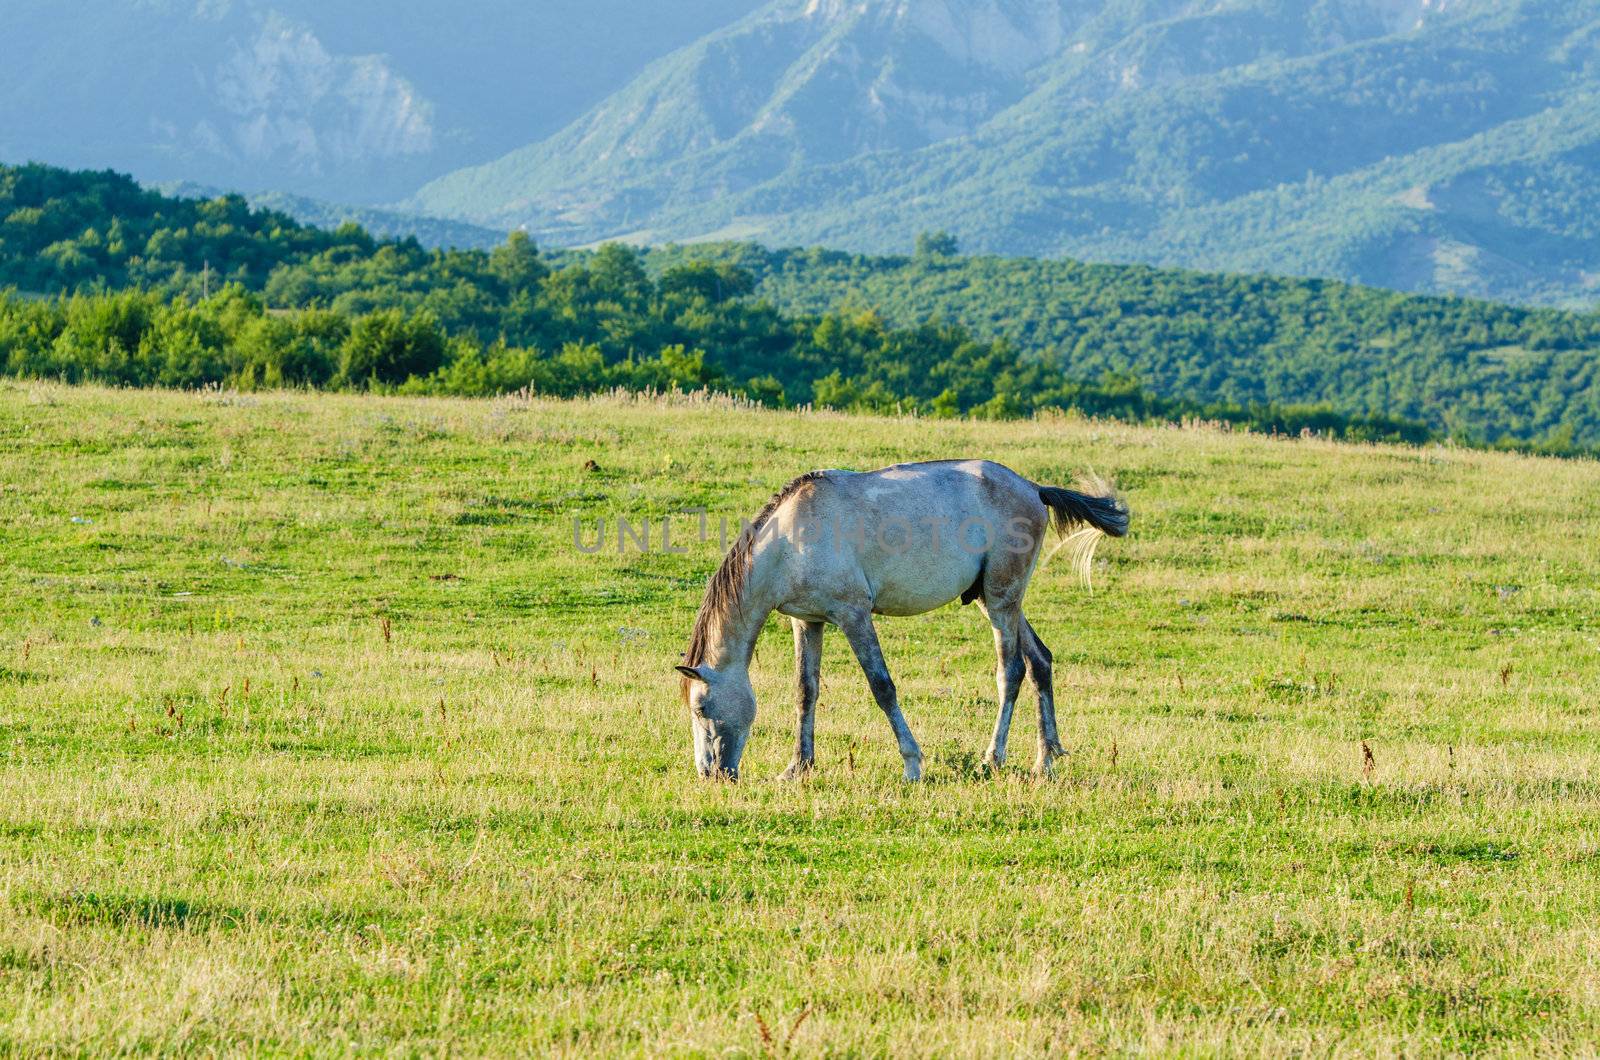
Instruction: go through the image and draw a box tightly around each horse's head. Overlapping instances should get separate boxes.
[675,663,755,779]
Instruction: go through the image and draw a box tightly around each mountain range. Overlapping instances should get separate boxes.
[0,0,763,203]
[3,0,1598,307]
[410,0,1600,307]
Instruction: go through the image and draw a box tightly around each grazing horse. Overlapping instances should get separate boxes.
[676,460,1128,781]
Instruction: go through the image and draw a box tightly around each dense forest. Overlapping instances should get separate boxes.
[2,164,1597,453]
[0,283,1437,447]
[646,240,1600,449]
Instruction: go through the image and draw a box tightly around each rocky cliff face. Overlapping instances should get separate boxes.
[0,2,446,201]
[1370,0,1461,33]
[201,13,436,175]
[809,0,1074,75]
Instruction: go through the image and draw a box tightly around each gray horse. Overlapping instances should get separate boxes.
[676,460,1128,781]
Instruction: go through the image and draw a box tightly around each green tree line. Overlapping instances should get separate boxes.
[3,162,1596,453]
[647,240,1600,449]
[0,284,1442,448]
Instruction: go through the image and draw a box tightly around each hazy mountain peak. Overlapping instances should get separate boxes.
[800,0,856,19]
[0,0,768,202]
[1372,0,1461,33]
[903,0,1072,73]
[412,0,1600,308]
[208,12,436,170]
[798,0,1072,73]
[414,0,1084,211]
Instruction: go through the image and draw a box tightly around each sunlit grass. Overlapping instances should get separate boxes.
[1,381,1598,1054]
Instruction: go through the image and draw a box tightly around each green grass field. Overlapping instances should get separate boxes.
[2,381,1598,1055]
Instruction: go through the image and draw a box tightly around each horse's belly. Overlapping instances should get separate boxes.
[870,551,982,616]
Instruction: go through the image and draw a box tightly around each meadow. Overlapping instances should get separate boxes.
[1,381,1598,1055]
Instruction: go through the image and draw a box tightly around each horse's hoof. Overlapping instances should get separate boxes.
[778,760,813,782]
[902,758,923,782]
[1035,742,1066,778]
[982,752,1005,775]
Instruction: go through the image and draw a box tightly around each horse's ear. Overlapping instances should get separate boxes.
[675,664,715,684]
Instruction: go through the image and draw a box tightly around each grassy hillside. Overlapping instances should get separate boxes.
[2,382,1598,1053]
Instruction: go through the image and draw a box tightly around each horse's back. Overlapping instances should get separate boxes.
[779,460,1046,617]
[846,460,1046,526]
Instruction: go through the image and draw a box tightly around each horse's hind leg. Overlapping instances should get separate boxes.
[980,604,1025,773]
[781,618,823,781]
[836,609,922,782]
[1022,618,1064,777]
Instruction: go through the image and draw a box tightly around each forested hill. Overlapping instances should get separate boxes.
[0,164,374,296]
[151,182,508,251]
[645,241,1600,448]
[4,163,1600,449]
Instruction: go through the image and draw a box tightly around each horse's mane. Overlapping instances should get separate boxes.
[681,471,825,700]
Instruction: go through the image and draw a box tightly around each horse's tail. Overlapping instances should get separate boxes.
[1037,477,1129,589]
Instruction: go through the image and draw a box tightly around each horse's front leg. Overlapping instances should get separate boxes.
[781,618,823,780]
[836,609,922,781]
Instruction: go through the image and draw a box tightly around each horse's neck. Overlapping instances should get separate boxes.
[704,545,780,673]
[705,600,771,673]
